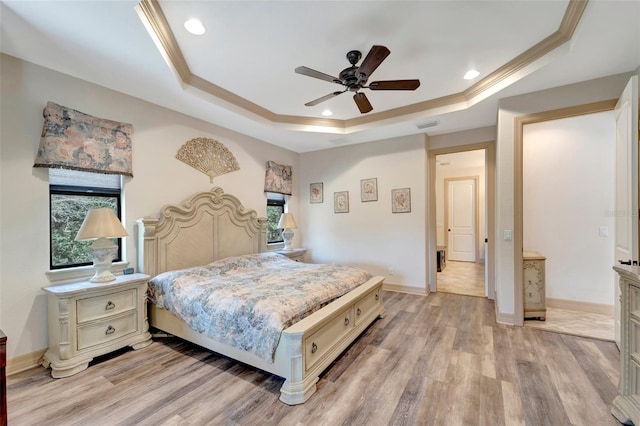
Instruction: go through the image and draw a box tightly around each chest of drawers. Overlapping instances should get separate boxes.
[613,265,640,424]
[42,273,152,378]
[523,251,546,320]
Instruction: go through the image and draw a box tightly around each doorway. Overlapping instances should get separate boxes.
[520,111,616,341]
[429,144,495,299]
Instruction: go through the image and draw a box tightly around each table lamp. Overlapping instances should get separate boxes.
[75,208,128,282]
[277,213,297,251]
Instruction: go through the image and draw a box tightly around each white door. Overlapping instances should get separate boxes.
[614,75,639,348]
[447,178,476,262]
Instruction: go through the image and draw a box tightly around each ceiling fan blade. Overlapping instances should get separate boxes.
[353,92,373,114]
[295,66,341,84]
[357,45,390,80]
[305,91,345,106]
[368,79,421,91]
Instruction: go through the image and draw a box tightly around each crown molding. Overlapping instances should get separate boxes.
[136,0,589,134]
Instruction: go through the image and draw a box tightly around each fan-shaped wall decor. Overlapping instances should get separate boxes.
[176,137,240,183]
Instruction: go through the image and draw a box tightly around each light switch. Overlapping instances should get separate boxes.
[599,226,609,237]
[504,230,513,241]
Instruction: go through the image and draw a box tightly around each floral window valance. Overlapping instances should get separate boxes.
[264,160,292,195]
[33,101,134,176]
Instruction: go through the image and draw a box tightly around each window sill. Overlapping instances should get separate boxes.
[46,261,130,285]
[267,242,285,251]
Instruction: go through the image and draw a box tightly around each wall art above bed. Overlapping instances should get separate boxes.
[176,137,240,183]
[391,188,411,213]
[310,182,323,203]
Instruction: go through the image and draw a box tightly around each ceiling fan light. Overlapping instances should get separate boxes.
[184,18,205,35]
[321,110,333,116]
[463,69,480,80]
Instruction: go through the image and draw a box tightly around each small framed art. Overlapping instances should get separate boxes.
[310,182,323,203]
[391,188,411,213]
[334,191,349,213]
[360,178,378,202]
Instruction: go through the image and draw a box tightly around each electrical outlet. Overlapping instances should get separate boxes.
[388,267,394,275]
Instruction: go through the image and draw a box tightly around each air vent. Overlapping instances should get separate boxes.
[416,120,439,130]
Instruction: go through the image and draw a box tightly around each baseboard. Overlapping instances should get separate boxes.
[383,283,428,296]
[546,298,614,316]
[496,311,518,325]
[7,349,46,376]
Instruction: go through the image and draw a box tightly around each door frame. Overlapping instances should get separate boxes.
[428,141,496,299]
[513,99,618,325]
[444,176,480,263]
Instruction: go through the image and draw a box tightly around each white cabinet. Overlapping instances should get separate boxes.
[612,265,640,425]
[523,251,546,320]
[42,273,152,378]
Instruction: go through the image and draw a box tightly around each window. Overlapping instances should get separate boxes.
[49,169,123,269]
[266,192,285,244]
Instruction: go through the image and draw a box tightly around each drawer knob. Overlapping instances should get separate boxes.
[375,293,379,301]
[311,342,317,354]
[105,325,116,335]
[105,301,116,311]
[357,308,362,316]
[344,317,350,326]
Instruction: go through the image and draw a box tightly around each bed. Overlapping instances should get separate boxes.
[136,187,385,405]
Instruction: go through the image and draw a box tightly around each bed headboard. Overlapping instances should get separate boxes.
[137,187,267,277]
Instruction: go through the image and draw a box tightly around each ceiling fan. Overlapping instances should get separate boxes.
[295,45,420,114]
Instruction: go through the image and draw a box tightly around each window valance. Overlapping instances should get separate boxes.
[33,101,134,176]
[264,160,292,195]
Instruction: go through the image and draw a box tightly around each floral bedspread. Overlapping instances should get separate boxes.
[148,252,372,362]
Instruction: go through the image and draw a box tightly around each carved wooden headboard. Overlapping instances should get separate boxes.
[137,187,267,277]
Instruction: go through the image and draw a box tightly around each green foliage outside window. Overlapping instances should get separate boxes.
[50,194,118,268]
[267,204,284,243]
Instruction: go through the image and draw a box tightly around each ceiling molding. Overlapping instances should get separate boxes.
[136,0,589,134]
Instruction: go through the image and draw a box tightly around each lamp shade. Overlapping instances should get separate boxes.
[75,208,128,241]
[277,213,297,229]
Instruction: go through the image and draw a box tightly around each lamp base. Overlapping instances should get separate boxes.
[89,238,117,282]
[282,228,295,251]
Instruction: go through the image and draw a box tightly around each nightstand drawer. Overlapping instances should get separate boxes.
[77,312,137,350]
[77,289,136,323]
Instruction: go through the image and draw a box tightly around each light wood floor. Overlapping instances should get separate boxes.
[437,260,485,297]
[8,292,620,425]
[437,260,615,342]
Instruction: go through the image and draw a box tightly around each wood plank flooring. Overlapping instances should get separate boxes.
[437,261,485,297]
[7,292,620,425]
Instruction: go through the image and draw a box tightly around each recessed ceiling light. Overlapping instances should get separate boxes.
[184,18,205,35]
[321,110,333,117]
[463,69,480,80]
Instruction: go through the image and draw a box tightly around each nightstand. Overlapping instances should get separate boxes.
[42,273,152,378]
[276,248,307,262]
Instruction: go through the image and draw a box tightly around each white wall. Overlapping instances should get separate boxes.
[523,112,615,305]
[299,135,427,293]
[495,72,633,322]
[0,54,299,359]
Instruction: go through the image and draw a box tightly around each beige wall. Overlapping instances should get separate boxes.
[298,135,427,294]
[0,54,299,359]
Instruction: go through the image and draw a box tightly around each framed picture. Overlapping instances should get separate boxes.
[310,182,323,203]
[360,178,378,202]
[334,191,349,213]
[391,188,411,213]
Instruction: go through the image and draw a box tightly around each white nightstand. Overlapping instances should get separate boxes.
[42,273,152,378]
[276,248,308,262]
